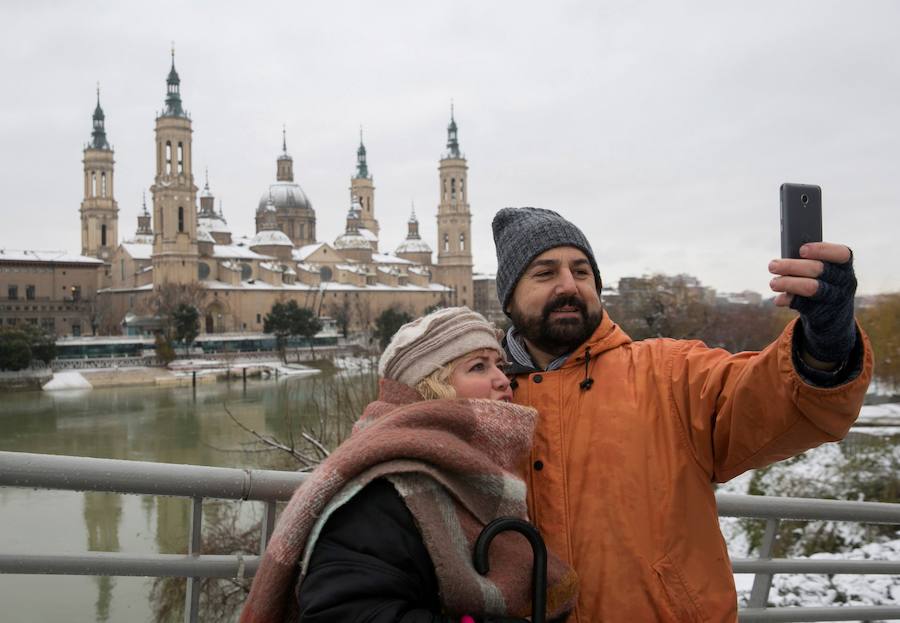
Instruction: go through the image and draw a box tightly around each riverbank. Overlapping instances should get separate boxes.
[39,360,320,391]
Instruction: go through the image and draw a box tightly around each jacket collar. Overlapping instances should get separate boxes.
[503,310,632,374]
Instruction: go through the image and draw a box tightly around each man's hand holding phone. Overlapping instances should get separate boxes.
[769,242,857,370]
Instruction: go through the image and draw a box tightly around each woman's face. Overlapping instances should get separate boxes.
[448,349,513,402]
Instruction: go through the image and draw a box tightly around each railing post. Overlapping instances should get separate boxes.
[184,497,203,623]
[748,518,779,608]
[260,501,277,555]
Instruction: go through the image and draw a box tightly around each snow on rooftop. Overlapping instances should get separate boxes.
[198,216,231,234]
[395,239,432,255]
[334,232,371,250]
[372,252,414,265]
[0,249,104,265]
[197,279,450,293]
[358,228,378,242]
[250,229,293,247]
[212,245,272,260]
[293,243,325,261]
[121,243,152,260]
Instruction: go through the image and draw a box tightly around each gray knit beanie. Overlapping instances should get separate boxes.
[378,306,502,388]
[492,207,601,311]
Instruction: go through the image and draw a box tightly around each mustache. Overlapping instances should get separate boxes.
[541,294,587,319]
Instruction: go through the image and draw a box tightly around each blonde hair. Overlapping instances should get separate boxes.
[413,348,505,400]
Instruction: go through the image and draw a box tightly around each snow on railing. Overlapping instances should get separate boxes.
[1,451,899,622]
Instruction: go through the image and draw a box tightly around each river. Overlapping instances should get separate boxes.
[0,374,342,623]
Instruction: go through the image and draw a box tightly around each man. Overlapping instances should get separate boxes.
[492,207,872,623]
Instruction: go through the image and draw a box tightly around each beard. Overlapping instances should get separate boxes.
[510,293,602,356]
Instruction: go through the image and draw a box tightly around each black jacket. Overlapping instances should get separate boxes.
[297,479,540,623]
[296,478,451,623]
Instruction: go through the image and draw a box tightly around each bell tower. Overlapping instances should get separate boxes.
[80,87,118,261]
[150,49,198,285]
[350,128,378,243]
[434,105,473,307]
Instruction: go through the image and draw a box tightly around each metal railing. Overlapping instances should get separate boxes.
[1,450,899,622]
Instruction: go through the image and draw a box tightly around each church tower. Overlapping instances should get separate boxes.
[80,88,118,261]
[434,106,473,307]
[350,129,379,245]
[150,50,198,285]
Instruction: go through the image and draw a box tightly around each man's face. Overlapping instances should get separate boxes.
[507,246,602,356]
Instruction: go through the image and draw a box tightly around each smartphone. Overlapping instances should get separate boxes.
[780,183,822,259]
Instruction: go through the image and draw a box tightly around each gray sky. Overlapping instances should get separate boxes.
[2,0,899,295]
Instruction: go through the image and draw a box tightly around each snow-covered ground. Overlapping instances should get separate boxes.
[333,355,377,374]
[858,402,900,426]
[168,359,320,380]
[42,371,92,391]
[718,416,900,613]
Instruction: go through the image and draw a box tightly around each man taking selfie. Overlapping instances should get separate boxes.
[493,207,872,622]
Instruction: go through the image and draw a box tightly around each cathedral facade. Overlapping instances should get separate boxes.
[96,54,474,335]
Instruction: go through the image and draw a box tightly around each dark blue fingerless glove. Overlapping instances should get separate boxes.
[790,252,857,363]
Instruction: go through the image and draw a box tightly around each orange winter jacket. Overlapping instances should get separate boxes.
[510,313,872,623]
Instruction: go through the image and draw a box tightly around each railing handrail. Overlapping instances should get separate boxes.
[715,490,900,524]
[5,450,899,523]
[2,450,900,623]
[0,450,307,501]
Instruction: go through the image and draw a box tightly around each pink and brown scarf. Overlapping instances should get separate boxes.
[241,379,577,622]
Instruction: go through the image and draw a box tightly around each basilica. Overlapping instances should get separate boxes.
[84,54,475,335]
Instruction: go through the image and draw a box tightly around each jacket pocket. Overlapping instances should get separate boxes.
[652,554,707,623]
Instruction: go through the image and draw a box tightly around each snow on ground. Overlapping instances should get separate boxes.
[168,359,321,380]
[42,371,92,391]
[858,402,900,425]
[333,356,377,373]
[717,430,900,612]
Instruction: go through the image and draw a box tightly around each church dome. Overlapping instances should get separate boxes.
[257,181,312,213]
[395,238,432,254]
[197,229,216,244]
[334,231,371,251]
[198,215,230,234]
[250,229,293,247]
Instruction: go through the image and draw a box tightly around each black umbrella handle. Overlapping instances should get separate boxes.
[473,517,547,623]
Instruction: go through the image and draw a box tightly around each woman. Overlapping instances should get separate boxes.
[241,307,577,623]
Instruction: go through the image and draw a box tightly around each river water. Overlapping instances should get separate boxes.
[0,374,338,623]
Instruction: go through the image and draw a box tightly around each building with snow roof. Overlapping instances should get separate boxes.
[95,54,474,335]
[1,53,483,337]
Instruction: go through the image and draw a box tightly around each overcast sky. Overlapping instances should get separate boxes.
[1,1,898,295]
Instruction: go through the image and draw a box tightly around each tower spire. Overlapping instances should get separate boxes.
[136,191,153,237]
[276,126,294,181]
[446,101,460,158]
[163,45,186,118]
[90,84,110,150]
[355,126,369,179]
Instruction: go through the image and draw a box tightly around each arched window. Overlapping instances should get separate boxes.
[178,206,184,233]
[177,142,184,174]
[443,233,449,252]
[460,179,464,201]
[91,172,97,197]
[459,233,465,251]
[443,179,448,200]
[101,224,107,246]
[101,172,107,198]
[165,142,172,175]
[450,178,456,200]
